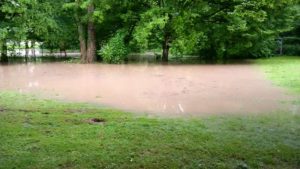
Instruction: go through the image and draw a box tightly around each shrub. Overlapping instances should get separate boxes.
[249,38,276,58]
[282,37,300,55]
[283,44,300,55]
[99,30,129,64]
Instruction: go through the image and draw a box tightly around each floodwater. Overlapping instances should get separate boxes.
[0,63,293,116]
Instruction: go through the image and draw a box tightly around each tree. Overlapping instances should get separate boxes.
[1,0,299,63]
[40,0,78,57]
[86,2,96,63]
[132,0,205,61]
[64,0,110,63]
[0,0,28,62]
[196,0,299,59]
[1,0,60,61]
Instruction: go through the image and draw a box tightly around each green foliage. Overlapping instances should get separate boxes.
[0,29,8,40]
[249,38,277,58]
[99,30,129,64]
[41,2,78,51]
[281,36,300,55]
[283,44,300,55]
[133,7,168,50]
[132,0,204,57]
[1,0,299,60]
[197,0,299,59]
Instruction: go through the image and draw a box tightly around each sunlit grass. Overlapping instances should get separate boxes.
[256,56,300,93]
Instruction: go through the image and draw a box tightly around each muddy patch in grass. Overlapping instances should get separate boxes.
[87,118,106,125]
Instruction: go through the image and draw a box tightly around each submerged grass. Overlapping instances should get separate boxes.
[0,56,300,169]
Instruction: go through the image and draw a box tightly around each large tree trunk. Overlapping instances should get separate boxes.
[1,40,8,63]
[78,23,87,63]
[162,35,170,62]
[75,0,87,63]
[86,3,96,63]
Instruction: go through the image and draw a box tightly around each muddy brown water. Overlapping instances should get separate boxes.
[0,63,293,116]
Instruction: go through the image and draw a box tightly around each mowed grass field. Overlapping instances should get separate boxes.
[0,56,299,169]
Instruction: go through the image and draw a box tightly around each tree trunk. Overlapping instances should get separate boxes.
[59,48,63,57]
[78,23,87,63]
[31,40,36,57]
[86,3,96,63]
[64,50,67,57]
[162,35,170,62]
[25,41,29,58]
[41,46,44,57]
[1,40,8,63]
[11,42,16,57]
[18,42,22,57]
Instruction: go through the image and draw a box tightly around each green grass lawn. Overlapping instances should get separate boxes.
[256,56,300,93]
[0,56,299,169]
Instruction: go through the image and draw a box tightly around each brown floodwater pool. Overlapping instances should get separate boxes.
[0,62,293,116]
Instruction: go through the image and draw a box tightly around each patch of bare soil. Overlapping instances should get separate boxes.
[87,118,106,124]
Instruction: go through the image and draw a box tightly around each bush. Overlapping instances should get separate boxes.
[99,30,129,64]
[283,44,300,55]
[249,38,276,58]
[282,37,300,55]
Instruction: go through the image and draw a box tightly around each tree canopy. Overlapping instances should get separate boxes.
[1,0,299,63]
